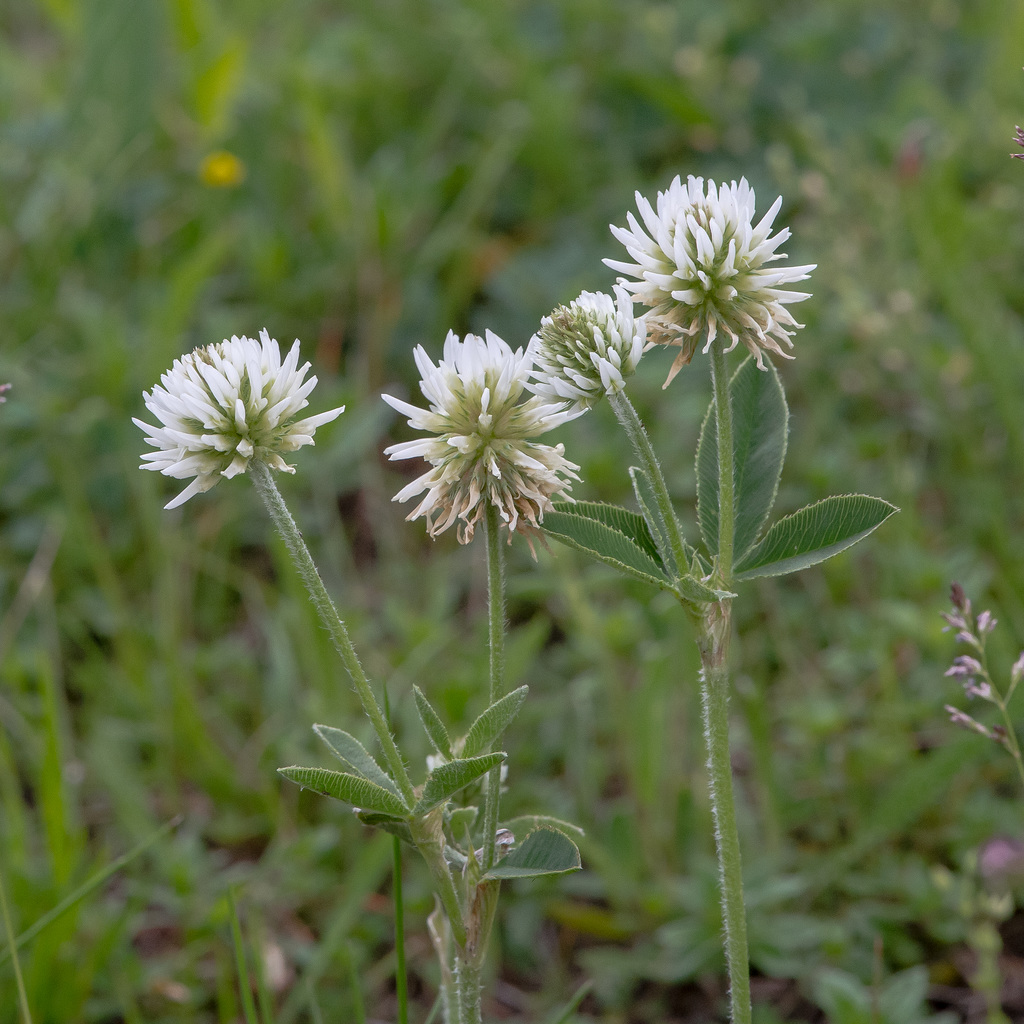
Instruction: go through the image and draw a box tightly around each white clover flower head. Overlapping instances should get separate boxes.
[382,330,579,545]
[529,285,647,412]
[134,330,345,509]
[605,174,816,386]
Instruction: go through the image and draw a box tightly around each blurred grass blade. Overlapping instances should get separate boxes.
[0,862,33,1023]
[0,816,180,966]
[545,979,594,1024]
[228,887,260,1024]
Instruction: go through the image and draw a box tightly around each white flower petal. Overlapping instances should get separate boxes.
[136,332,343,507]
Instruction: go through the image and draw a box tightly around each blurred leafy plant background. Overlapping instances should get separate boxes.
[2,0,1024,1020]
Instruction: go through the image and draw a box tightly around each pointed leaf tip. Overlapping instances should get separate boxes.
[462,685,529,758]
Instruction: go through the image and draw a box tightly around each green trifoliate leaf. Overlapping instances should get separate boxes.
[629,466,681,574]
[412,752,507,816]
[413,686,454,760]
[502,814,585,840]
[543,504,670,588]
[483,827,582,880]
[462,686,529,759]
[561,501,663,564]
[278,766,409,817]
[734,495,899,580]
[313,725,401,797]
[696,356,789,559]
[354,810,415,845]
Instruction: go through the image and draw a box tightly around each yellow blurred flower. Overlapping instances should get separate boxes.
[199,150,246,188]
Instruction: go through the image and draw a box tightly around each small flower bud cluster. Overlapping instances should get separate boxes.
[1013,126,1024,160]
[941,582,1023,753]
[0,383,9,403]
[529,286,646,412]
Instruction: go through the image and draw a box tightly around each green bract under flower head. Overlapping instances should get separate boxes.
[606,175,815,386]
[382,330,579,545]
[135,330,345,509]
[530,286,646,412]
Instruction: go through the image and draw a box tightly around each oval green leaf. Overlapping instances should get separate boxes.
[484,827,582,880]
[734,494,898,580]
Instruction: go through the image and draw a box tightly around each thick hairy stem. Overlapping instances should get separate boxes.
[698,600,751,1024]
[248,461,415,805]
[608,389,689,573]
[454,955,483,1024]
[410,810,468,950]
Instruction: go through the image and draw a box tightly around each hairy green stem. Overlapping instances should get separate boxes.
[393,837,409,1024]
[248,461,415,804]
[698,602,751,1024]
[410,812,468,950]
[709,342,735,585]
[481,502,506,872]
[454,956,484,1024]
[0,863,32,1024]
[608,390,689,573]
[701,339,750,1024]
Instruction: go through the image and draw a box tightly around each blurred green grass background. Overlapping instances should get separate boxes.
[2,0,1024,1020]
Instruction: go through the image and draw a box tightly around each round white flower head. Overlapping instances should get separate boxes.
[134,329,345,509]
[529,285,647,412]
[382,330,579,545]
[605,175,816,386]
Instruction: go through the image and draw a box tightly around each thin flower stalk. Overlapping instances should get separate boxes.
[481,502,507,872]
[248,461,416,805]
[606,389,689,573]
[697,338,750,1024]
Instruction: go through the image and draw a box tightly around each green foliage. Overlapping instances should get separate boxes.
[734,495,900,581]
[542,504,671,588]
[3,0,1024,1018]
[629,466,682,575]
[278,766,410,817]
[312,724,402,797]
[812,966,957,1024]
[483,828,582,880]
[461,685,529,758]
[413,685,454,760]
[697,357,788,560]
[412,752,507,816]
